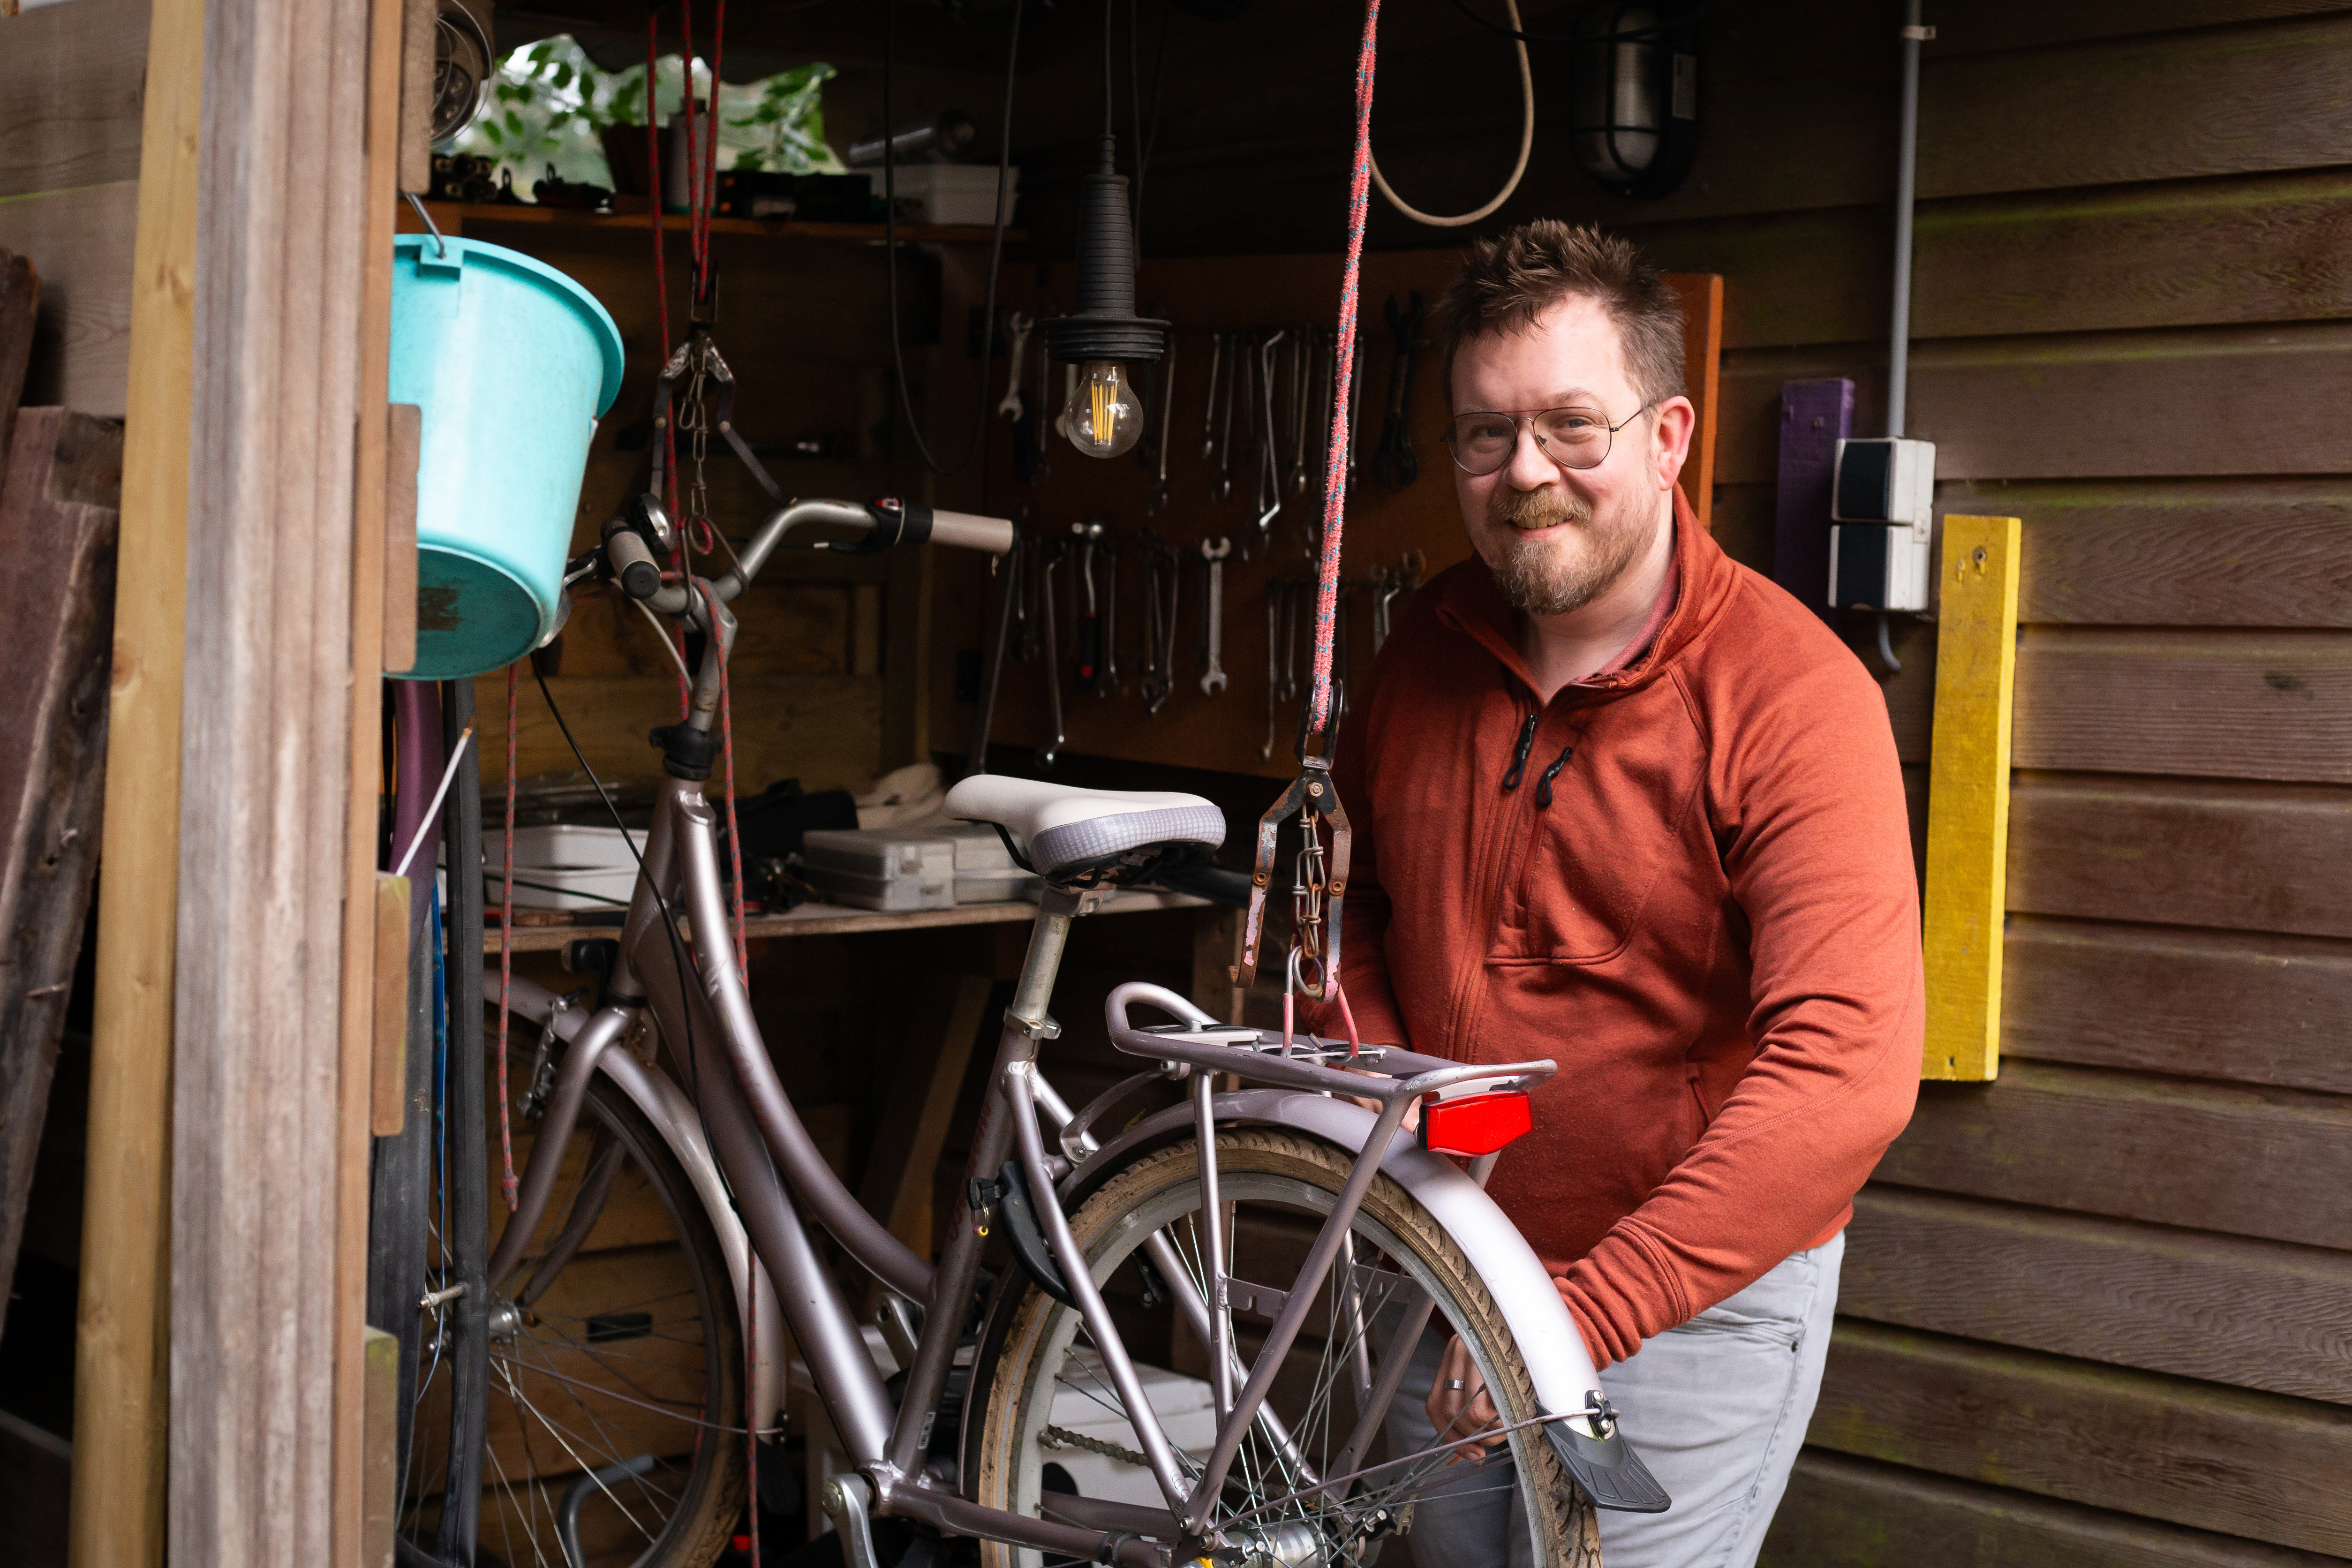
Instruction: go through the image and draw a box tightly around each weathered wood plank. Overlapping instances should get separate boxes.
[1717,324,2352,487]
[1806,1321,2352,1554]
[1878,1059,2352,1251]
[2004,915,2352,1093]
[1764,1450,2346,1568]
[2013,628,2352,784]
[1635,170,2352,351]
[2008,775,2352,938]
[473,672,885,793]
[0,181,138,418]
[0,0,151,200]
[1842,1187,2352,1404]
[0,409,120,1347]
[1998,479,2352,627]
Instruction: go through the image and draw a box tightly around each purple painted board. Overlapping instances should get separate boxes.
[1776,378,1854,624]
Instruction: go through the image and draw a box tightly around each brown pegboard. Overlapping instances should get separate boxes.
[932,252,1720,778]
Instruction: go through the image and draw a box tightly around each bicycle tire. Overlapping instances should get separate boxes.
[966,1128,1600,1567]
[399,1071,748,1568]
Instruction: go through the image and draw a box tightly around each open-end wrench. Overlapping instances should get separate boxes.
[1071,520,1103,684]
[1287,329,1314,498]
[997,311,1033,421]
[1037,539,1066,769]
[1148,332,1177,515]
[1372,291,1425,490]
[1142,541,1183,714]
[1345,325,1367,492]
[1031,308,1057,485]
[1199,537,1231,695]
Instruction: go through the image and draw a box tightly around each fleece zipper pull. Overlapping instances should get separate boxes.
[1535,742,1576,807]
[1499,711,1540,791]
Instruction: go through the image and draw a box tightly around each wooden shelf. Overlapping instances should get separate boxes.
[419,201,1018,247]
[480,889,1206,953]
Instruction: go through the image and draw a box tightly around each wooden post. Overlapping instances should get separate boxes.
[168,0,374,1557]
[1922,514,2022,1081]
[1663,272,1722,528]
[70,0,201,1555]
[332,0,407,1553]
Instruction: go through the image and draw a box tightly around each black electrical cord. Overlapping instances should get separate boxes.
[882,0,1023,478]
[1129,0,1171,241]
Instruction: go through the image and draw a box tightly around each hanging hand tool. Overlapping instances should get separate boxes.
[1148,332,1177,515]
[1372,291,1425,490]
[1287,329,1315,498]
[1139,540,1183,714]
[1371,548,1423,655]
[1199,331,1225,463]
[997,311,1033,421]
[1199,537,1231,695]
[1022,307,1057,486]
[1257,329,1288,536]
[1036,539,1067,769]
[1211,333,1237,504]
[1071,520,1103,685]
[1262,580,1284,761]
[1096,536,1124,698]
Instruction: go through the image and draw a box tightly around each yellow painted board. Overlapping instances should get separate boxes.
[1923,515,2022,1080]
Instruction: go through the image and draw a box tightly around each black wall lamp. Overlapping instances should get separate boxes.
[1568,1,1701,199]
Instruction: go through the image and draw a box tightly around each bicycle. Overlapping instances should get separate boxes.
[374,494,1666,1568]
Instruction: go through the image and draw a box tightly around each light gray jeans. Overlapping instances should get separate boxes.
[1383,1231,1843,1568]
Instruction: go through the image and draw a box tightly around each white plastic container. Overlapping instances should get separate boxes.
[800,829,958,912]
[479,824,647,911]
[859,163,1019,226]
[942,822,1040,904]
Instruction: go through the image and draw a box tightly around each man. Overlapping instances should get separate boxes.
[1309,221,1922,1567]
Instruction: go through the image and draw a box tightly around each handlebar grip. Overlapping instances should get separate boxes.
[605,528,663,600]
[927,508,1017,554]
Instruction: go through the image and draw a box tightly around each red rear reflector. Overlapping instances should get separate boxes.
[1420,1091,1533,1157]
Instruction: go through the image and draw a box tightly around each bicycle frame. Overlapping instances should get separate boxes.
[484,766,1658,1564]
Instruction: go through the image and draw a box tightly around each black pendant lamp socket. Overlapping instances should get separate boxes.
[1043,134,1166,459]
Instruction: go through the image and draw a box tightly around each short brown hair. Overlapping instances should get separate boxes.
[1433,220,1686,410]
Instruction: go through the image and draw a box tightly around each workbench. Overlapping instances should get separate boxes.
[477,889,1209,953]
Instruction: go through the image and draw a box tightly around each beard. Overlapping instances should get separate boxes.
[1479,484,1653,617]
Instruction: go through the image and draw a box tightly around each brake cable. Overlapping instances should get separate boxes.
[1234,0,1381,1052]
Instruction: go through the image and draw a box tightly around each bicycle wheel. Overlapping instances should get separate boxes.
[400,1072,748,1568]
[967,1128,1599,1567]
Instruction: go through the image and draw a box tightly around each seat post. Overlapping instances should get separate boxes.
[1005,884,1085,1047]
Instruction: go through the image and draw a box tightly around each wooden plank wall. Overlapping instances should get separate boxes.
[989,0,2352,1561]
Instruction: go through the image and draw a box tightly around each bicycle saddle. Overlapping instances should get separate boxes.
[944,776,1224,885]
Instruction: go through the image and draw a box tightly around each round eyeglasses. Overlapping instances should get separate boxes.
[1441,402,1654,477]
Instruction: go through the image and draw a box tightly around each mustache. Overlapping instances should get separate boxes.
[1485,486,1594,531]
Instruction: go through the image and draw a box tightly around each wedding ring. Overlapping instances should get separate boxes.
[1443,1379,1466,1392]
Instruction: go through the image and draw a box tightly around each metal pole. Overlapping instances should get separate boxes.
[1888,0,1924,439]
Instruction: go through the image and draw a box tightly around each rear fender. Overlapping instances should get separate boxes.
[1067,1089,1670,1510]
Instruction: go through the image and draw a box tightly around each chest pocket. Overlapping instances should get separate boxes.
[1496,712,1707,964]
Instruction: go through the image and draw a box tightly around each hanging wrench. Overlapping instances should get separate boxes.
[1287,329,1314,498]
[1199,537,1231,695]
[997,311,1033,421]
[1199,331,1225,463]
[1148,332,1177,515]
[1371,291,1425,490]
[1345,327,1367,492]
[1037,539,1067,769]
[1262,578,1286,761]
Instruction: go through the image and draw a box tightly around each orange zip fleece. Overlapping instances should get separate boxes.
[1304,489,1922,1367]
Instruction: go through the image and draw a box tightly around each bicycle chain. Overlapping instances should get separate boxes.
[1038,1423,1151,1470]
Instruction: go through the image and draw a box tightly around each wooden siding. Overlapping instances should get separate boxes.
[992,0,2352,1560]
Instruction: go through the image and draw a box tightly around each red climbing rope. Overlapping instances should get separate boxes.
[1307,0,1381,737]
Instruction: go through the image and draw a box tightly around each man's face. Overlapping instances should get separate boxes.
[1449,295,1692,618]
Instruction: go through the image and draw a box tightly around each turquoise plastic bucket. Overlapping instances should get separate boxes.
[389,235,624,679]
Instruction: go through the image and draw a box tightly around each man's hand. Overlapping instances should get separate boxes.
[1424,1334,1508,1461]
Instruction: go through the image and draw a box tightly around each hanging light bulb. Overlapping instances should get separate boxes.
[1062,360,1145,458]
[1043,134,1165,460]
